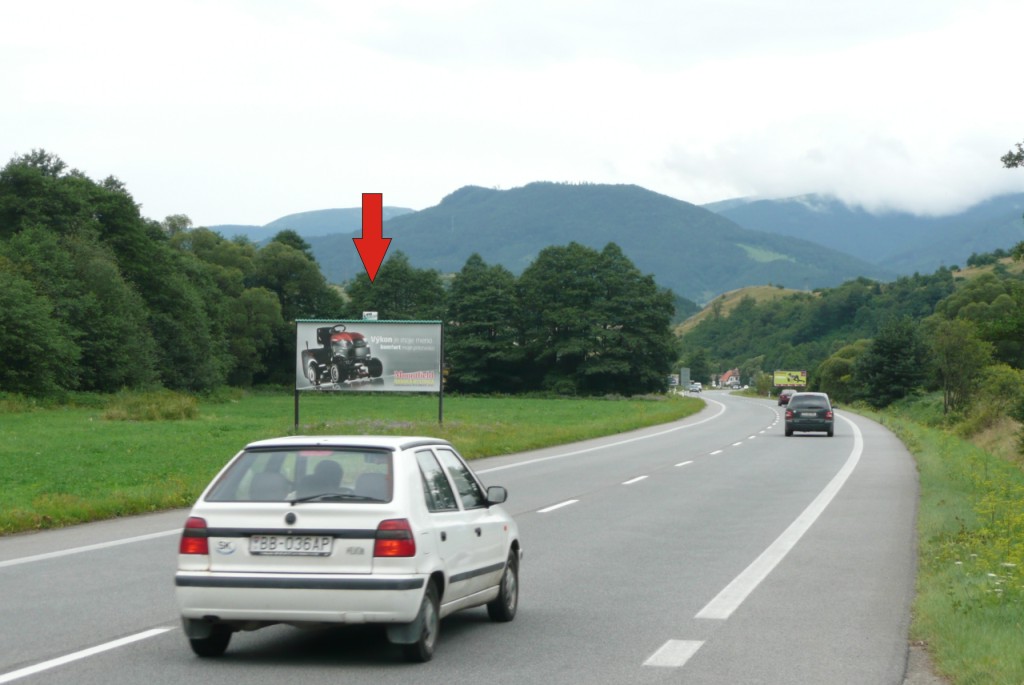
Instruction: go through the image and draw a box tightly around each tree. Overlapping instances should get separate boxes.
[935,273,1024,368]
[682,347,712,385]
[445,254,523,393]
[343,251,445,321]
[813,340,871,403]
[1001,141,1024,168]
[170,226,255,298]
[223,287,284,386]
[581,243,676,395]
[925,318,994,414]
[250,240,344,322]
[0,258,67,396]
[514,242,675,395]
[516,242,603,393]
[853,317,928,407]
[270,229,316,263]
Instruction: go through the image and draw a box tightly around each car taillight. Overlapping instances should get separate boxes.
[374,518,416,557]
[825,410,834,420]
[785,409,794,419]
[179,516,210,555]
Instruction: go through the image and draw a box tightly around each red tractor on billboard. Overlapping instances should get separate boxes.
[302,324,384,385]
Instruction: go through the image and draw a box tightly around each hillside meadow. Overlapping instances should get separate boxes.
[0,390,700,535]
[673,284,805,336]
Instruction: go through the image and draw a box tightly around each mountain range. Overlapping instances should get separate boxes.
[707,193,1024,275]
[208,183,1024,304]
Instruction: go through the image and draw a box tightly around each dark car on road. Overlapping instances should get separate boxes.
[784,392,835,437]
[777,388,797,405]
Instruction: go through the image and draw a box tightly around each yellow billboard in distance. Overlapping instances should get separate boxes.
[773,370,807,387]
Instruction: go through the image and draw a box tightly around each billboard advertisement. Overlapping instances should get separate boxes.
[296,320,442,392]
[773,370,807,387]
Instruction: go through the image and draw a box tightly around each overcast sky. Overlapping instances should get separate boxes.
[5,0,1024,227]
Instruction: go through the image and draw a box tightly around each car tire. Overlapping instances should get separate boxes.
[785,428,793,437]
[402,583,440,663]
[487,550,519,622]
[188,625,232,657]
[827,428,834,437]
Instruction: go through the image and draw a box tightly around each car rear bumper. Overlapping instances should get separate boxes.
[175,571,426,624]
[785,421,833,432]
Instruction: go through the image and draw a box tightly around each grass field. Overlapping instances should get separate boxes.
[0,390,700,535]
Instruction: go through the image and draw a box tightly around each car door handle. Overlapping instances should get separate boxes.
[474,527,482,537]
[440,531,447,542]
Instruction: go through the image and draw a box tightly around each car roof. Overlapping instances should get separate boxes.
[243,435,453,452]
[789,392,829,401]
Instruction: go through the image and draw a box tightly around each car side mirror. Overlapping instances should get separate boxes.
[486,485,508,506]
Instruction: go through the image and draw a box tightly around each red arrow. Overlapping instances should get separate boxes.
[353,193,392,282]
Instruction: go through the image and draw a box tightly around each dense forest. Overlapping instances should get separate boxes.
[0,151,676,399]
[678,250,1024,428]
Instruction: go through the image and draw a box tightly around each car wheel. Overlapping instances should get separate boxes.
[188,625,232,657]
[487,550,519,622]
[402,583,440,663]
[827,428,834,437]
[785,428,793,437]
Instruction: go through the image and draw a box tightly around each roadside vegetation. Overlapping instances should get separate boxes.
[860,394,1024,685]
[0,390,700,535]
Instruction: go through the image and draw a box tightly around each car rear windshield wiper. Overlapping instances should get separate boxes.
[289,493,381,505]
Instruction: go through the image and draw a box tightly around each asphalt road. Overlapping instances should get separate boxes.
[0,392,919,684]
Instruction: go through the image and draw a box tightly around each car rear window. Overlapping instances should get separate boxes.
[789,397,829,410]
[204,448,393,503]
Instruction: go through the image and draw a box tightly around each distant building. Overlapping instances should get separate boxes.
[721,368,741,388]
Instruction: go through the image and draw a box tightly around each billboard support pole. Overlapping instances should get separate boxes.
[438,325,445,425]
[294,321,301,432]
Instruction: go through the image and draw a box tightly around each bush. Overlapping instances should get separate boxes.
[102,389,199,421]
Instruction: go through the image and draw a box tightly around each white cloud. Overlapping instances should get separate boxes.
[3,0,1024,226]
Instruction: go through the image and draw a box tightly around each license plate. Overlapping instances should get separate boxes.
[801,412,817,417]
[249,535,334,556]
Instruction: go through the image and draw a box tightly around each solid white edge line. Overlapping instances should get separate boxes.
[644,639,705,667]
[477,399,728,475]
[0,529,181,569]
[622,475,648,485]
[537,499,579,513]
[695,416,864,620]
[0,627,174,684]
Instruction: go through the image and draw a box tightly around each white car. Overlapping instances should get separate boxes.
[175,435,521,662]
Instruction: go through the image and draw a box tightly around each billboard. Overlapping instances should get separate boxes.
[773,370,807,387]
[296,320,442,392]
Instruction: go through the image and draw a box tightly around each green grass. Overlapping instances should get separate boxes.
[0,391,700,535]
[859,403,1024,685]
[736,243,795,263]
